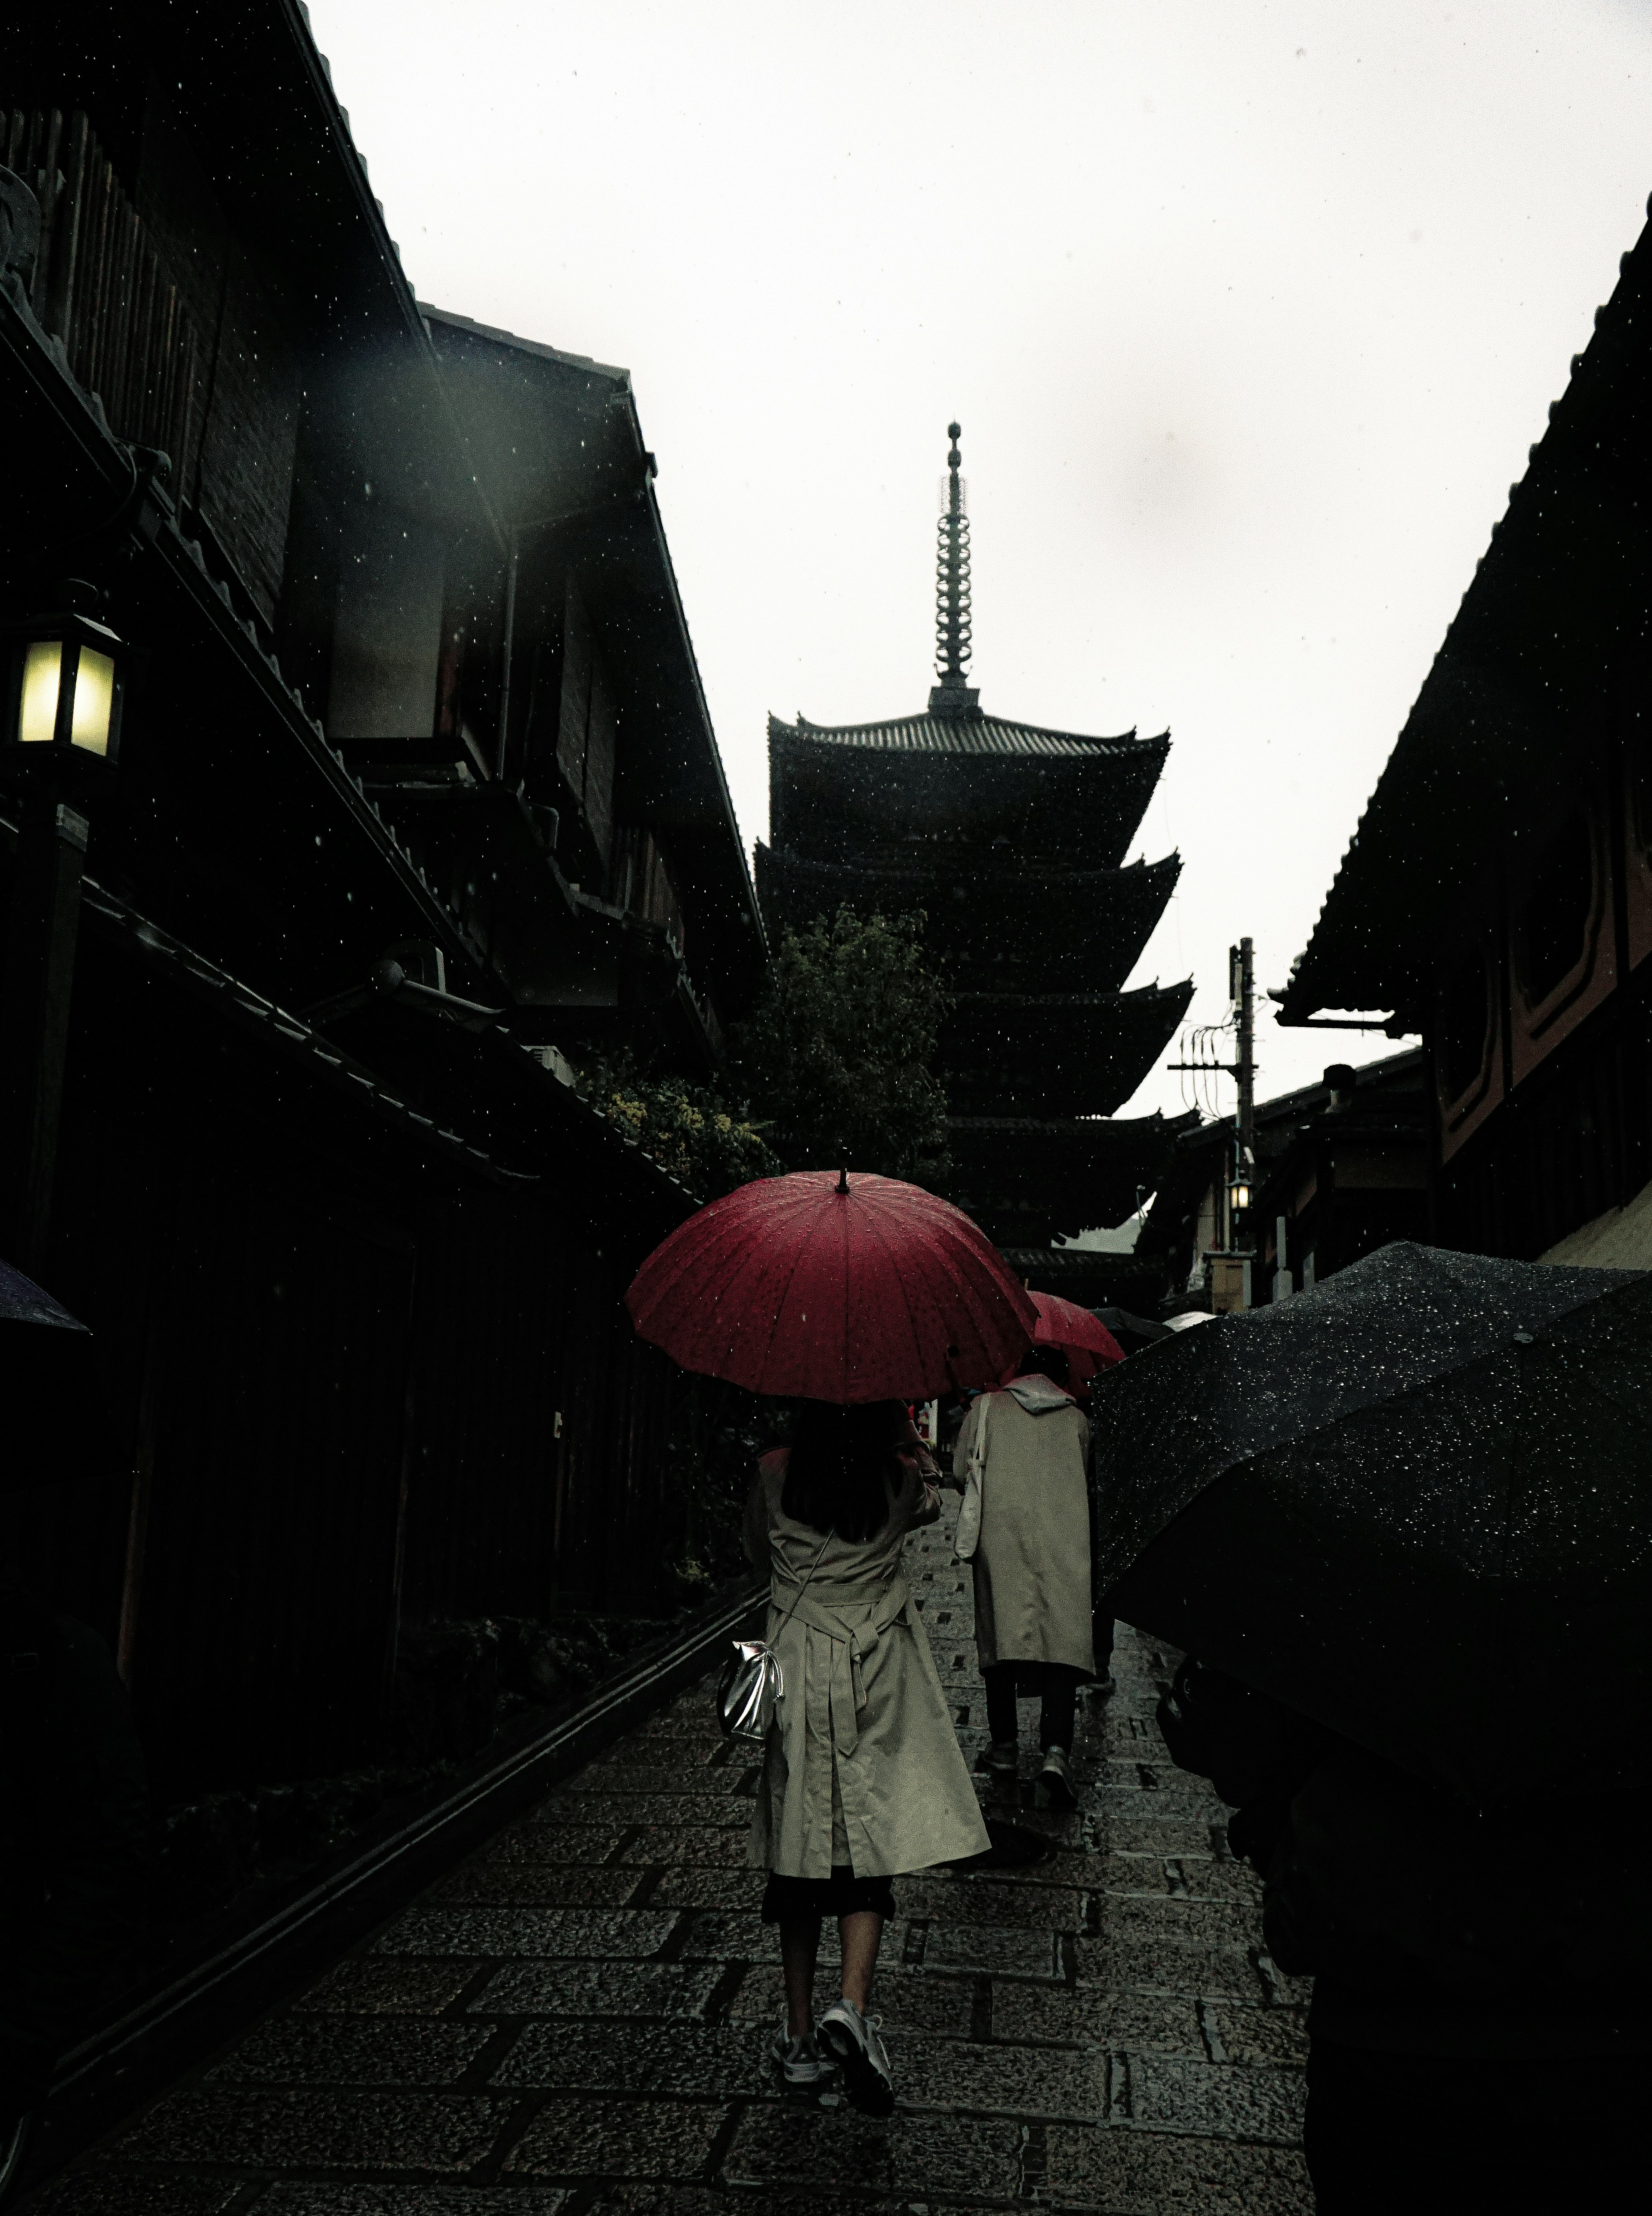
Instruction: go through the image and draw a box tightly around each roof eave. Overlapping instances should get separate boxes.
[1282,204,1652,1021]
[282,0,430,351]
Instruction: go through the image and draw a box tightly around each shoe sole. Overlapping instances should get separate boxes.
[770,2046,836,2089]
[818,2018,895,2117]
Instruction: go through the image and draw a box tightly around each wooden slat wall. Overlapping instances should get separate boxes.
[397,1192,565,1627]
[2,922,691,1804]
[611,826,687,956]
[397,1188,677,1630]
[3,104,202,485]
[129,1173,414,1792]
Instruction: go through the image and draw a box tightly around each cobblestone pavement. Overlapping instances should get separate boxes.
[27,1502,1313,2214]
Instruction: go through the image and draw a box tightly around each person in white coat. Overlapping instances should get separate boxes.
[950,1346,1098,1809]
[743,1397,989,2114]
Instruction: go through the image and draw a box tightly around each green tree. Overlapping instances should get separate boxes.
[734,906,951,1181]
[572,1054,780,1199]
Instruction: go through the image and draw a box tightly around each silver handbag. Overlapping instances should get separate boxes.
[718,1531,831,1744]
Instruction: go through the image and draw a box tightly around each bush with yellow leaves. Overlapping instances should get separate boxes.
[572,1054,780,1199]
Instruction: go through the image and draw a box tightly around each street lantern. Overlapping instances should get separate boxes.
[1229,1171,1251,1217]
[0,583,129,1273]
[2,586,128,792]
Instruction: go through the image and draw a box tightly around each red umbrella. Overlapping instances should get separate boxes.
[626,1169,1038,1402]
[1021,1288,1125,1387]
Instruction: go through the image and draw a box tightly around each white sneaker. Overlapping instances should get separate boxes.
[1034,1744,1080,1811]
[768,2021,835,2086]
[818,1996,894,2117]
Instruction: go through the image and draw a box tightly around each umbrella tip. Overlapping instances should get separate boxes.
[837,1164,850,1195]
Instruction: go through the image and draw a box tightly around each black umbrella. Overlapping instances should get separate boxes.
[1090,1242,1652,1807]
[0,1256,113,1490]
[1091,1306,1174,1353]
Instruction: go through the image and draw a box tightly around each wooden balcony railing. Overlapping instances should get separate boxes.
[610,824,687,959]
[3,105,201,481]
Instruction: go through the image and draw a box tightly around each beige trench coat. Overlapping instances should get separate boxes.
[952,1382,1095,1675]
[743,1449,989,1880]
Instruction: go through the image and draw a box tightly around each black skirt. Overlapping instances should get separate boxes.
[761,1867,896,1922]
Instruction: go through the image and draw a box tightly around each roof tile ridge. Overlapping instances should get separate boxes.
[978,712,1143,742]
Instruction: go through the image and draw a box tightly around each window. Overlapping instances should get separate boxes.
[1514,817,1594,1007]
[1439,952,1490,1100]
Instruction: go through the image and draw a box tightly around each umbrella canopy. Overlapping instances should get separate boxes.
[0,1256,113,1490]
[1090,1242,1652,1807]
[1092,1305,1174,1353]
[627,1169,1038,1402]
[1020,1288,1124,1387]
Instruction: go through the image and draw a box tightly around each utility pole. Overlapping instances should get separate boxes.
[1166,934,1257,1300]
[1230,936,1255,1236]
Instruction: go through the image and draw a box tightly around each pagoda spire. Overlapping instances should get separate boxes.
[929,420,983,718]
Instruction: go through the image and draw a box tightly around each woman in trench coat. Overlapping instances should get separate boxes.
[950,1346,1097,1808]
[743,1398,988,2115]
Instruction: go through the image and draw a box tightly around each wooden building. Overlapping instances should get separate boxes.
[1277,192,1652,1267]
[1140,1052,1427,1308]
[758,425,1193,1245]
[0,0,764,1800]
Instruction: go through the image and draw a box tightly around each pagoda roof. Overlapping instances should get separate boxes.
[755,844,1180,996]
[768,726,1166,872]
[943,981,1193,1118]
[945,1110,1196,1245]
[997,1245,1171,1313]
[770,710,1165,762]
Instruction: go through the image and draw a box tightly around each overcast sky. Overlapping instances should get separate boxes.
[312,0,1652,1124]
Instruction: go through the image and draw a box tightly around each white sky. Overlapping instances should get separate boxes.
[311,0,1652,1121]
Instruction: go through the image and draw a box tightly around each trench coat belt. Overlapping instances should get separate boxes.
[771,1575,911,1758]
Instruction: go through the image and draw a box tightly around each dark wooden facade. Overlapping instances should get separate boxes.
[0,1,763,1803]
[1242,1054,1427,1298]
[1278,191,1652,1264]
[1139,1054,1427,1307]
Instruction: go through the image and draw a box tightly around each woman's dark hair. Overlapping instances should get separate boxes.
[782,1399,907,1542]
[1014,1344,1070,1387]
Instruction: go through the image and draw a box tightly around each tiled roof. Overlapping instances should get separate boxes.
[769,711,1165,761]
[1277,194,1652,1026]
[419,303,629,385]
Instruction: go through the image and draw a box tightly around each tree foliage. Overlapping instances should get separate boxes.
[734,906,951,1182]
[572,1054,780,1199]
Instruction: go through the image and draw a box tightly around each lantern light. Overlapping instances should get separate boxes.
[1229,1174,1251,1216]
[3,587,128,787]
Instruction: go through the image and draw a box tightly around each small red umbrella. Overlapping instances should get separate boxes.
[1019,1288,1126,1387]
[626,1169,1038,1403]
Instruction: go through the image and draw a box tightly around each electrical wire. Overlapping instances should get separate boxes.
[1174,1014,1240,1122]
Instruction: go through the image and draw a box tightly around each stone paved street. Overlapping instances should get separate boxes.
[25,1501,1313,2214]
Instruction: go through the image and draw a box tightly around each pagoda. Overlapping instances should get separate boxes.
[757,424,1193,1248]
